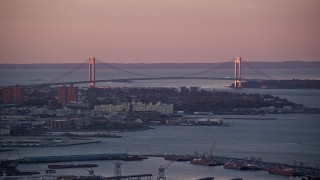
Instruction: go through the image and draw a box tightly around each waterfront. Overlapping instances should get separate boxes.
[1,113,320,179]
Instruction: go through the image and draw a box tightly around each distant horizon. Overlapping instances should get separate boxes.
[1,59,320,65]
[1,61,319,69]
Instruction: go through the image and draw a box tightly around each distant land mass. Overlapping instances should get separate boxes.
[0,61,320,69]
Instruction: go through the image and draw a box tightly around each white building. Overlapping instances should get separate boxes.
[132,102,173,115]
[95,103,130,116]
[95,102,173,115]
[94,102,173,115]
[132,102,148,112]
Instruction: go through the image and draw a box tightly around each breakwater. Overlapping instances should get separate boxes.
[0,137,101,147]
[19,153,128,163]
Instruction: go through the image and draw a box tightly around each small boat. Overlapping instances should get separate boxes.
[224,163,249,170]
[48,164,98,169]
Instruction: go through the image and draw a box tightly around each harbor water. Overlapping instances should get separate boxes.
[2,114,320,179]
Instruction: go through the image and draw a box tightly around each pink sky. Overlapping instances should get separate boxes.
[0,0,319,63]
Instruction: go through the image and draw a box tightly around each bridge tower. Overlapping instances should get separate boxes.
[234,56,241,88]
[88,57,95,88]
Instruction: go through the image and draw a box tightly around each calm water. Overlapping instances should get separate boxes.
[1,68,320,179]
[5,114,319,164]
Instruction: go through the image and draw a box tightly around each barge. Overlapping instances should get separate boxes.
[48,164,98,169]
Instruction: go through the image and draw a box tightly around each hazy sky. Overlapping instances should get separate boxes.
[1,0,319,63]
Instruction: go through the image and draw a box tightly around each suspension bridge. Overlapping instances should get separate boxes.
[45,56,274,89]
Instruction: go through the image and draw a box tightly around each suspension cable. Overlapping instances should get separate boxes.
[241,60,276,80]
[48,59,88,83]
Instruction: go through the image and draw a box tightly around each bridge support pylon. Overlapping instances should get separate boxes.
[88,57,95,88]
[234,56,241,88]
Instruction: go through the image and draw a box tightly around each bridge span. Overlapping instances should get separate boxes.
[1,56,275,88]
[40,76,268,87]
[44,56,274,89]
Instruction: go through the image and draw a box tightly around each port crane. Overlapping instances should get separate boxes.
[112,148,129,179]
[208,139,217,160]
[157,161,174,180]
[113,161,122,179]
[85,168,94,176]
[13,148,22,160]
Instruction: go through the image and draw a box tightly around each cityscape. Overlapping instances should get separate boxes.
[1,57,320,180]
[1,0,320,180]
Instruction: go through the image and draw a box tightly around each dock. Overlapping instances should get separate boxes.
[56,174,153,180]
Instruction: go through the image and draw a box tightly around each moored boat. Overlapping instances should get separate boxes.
[48,164,98,169]
[191,159,214,166]
[120,155,147,161]
[268,167,302,176]
[223,163,249,170]
[164,154,192,161]
[15,171,40,176]
[190,159,222,166]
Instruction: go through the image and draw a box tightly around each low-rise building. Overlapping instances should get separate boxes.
[48,119,74,129]
[94,103,130,116]
[132,102,173,115]
[176,86,201,93]
[283,106,292,111]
